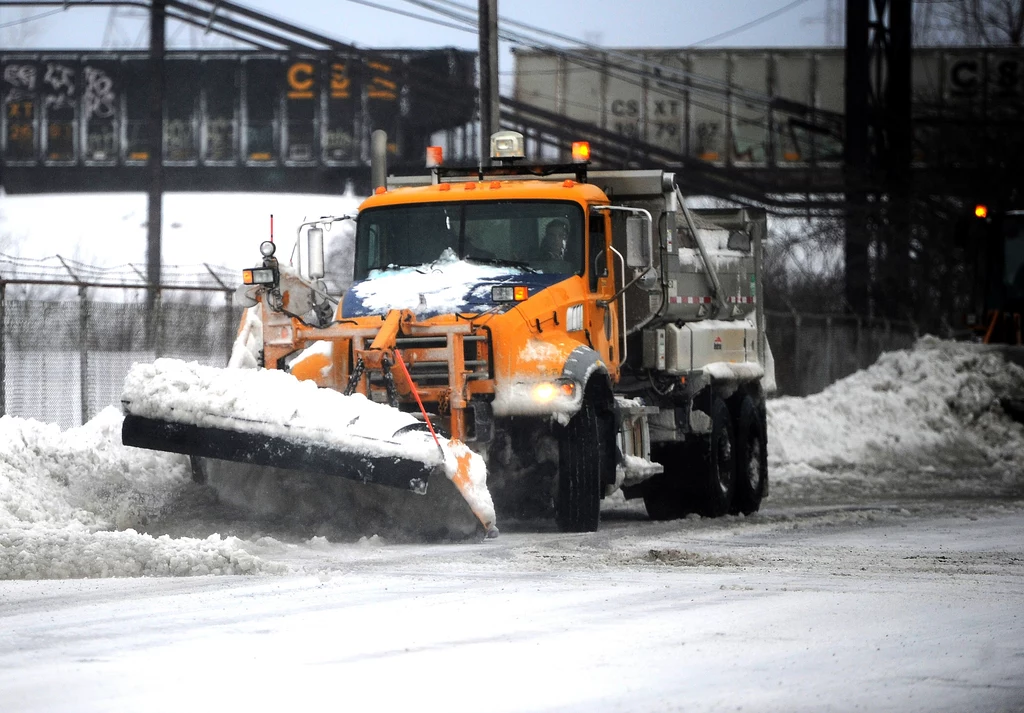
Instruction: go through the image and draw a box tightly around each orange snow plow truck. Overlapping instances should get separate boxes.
[122,131,774,534]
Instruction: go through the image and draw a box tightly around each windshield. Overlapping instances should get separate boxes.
[353,200,585,281]
[1004,214,1024,303]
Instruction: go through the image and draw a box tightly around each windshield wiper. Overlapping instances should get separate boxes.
[465,256,538,273]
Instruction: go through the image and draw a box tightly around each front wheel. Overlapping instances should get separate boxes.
[556,396,603,532]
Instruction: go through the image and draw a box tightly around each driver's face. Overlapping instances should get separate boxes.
[544,226,567,257]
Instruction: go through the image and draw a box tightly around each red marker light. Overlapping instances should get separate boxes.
[426,145,443,167]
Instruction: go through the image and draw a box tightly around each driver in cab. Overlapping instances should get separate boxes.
[537,219,572,273]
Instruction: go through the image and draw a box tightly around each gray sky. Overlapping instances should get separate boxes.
[1,0,836,59]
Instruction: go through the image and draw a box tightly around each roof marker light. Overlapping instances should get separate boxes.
[571,141,591,163]
[426,145,443,167]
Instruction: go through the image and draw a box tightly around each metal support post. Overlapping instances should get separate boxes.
[147,0,166,315]
[79,285,90,426]
[478,0,499,164]
[0,282,5,418]
[844,0,870,317]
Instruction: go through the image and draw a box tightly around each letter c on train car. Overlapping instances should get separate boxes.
[287,62,315,99]
[950,59,979,95]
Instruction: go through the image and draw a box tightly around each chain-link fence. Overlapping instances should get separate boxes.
[0,288,923,428]
[1,291,236,429]
[766,311,920,397]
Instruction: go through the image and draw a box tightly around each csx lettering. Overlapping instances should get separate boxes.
[368,76,397,100]
[287,62,315,99]
[951,60,979,94]
[330,62,350,99]
[368,61,396,100]
[611,99,640,117]
[996,60,1020,95]
[652,100,680,116]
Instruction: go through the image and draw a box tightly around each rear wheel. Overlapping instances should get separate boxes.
[556,395,603,532]
[732,396,768,514]
[643,444,687,520]
[692,396,736,517]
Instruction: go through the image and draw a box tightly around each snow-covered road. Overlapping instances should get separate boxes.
[2,338,1024,711]
[2,503,1022,713]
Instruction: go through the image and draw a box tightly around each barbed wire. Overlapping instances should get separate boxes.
[0,252,238,290]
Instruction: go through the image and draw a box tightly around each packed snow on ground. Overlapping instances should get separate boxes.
[1,337,1022,580]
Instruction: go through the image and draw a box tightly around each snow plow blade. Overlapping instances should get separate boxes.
[122,414,438,493]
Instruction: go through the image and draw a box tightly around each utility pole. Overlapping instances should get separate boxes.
[478,0,499,162]
[844,0,912,319]
[844,0,870,316]
[147,0,165,311]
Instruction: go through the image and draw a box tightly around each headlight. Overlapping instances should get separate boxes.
[492,285,529,302]
[260,240,276,257]
[530,378,577,404]
[242,267,277,285]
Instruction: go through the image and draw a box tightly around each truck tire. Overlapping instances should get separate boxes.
[642,445,687,520]
[732,396,768,515]
[556,395,602,532]
[692,396,736,517]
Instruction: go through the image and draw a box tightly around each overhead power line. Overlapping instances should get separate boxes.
[400,0,778,106]
[690,0,814,46]
[343,0,476,35]
[0,1,91,30]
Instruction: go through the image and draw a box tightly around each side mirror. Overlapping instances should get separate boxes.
[625,215,647,268]
[307,227,325,279]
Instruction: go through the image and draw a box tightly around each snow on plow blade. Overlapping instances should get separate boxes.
[121,414,437,492]
[119,359,498,536]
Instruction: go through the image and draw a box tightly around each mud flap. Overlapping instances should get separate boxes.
[122,414,439,494]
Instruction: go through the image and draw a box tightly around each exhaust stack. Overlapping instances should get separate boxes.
[371,129,388,192]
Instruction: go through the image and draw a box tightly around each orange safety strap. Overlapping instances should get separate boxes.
[393,350,444,457]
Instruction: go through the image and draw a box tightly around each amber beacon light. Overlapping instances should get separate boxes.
[571,141,591,163]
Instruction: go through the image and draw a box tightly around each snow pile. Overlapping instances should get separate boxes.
[122,358,442,465]
[768,337,1024,476]
[0,407,283,579]
[352,248,522,314]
